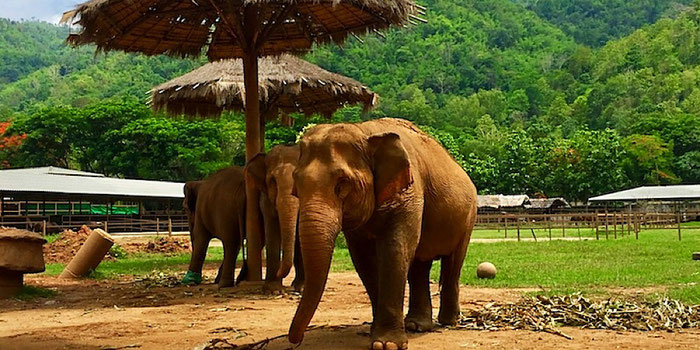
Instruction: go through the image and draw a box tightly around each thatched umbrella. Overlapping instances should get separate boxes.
[62,0,424,283]
[150,54,379,121]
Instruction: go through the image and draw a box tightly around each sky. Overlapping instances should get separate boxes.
[0,0,79,24]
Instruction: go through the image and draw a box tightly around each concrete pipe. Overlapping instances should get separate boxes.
[60,229,114,279]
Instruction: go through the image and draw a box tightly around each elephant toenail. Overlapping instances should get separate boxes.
[400,343,408,350]
[372,341,384,350]
[406,322,416,331]
[386,342,399,350]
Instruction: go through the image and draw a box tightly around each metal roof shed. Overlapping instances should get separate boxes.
[589,185,700,202]
[0,167,184,201]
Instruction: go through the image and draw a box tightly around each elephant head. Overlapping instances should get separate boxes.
[288,125,412,343]
[245,145,301,279]
[183,181,203,234]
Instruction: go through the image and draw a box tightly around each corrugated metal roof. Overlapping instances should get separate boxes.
[589,185,700,202]
[0,167,184,199]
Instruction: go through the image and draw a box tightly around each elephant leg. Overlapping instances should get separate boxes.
[184,222,210,285]
[218,235,240,288]
[437,236,469,326]
[263,201,283,294]
[214,263,223,284]
[370,216,420,350]
[344,231,378,317]
[291,236,305,292]
[405,259,433,332]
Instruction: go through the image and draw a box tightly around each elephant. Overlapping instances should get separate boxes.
[287,118,478,350]
[182,166,247,288]
[246,144,305,293]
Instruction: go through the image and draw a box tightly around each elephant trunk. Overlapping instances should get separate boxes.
[288,201,341,344]
[276,194,299,278]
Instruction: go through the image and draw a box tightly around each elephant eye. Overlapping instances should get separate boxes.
[335,177,352,199]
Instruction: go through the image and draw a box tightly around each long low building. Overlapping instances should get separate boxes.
[0,167,186,230]
[589,185,700,202]
[0,167,184,202]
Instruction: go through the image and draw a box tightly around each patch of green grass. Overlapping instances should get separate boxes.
[666,284,700,305]
[15,285,58,300]
[44,233,61,244]
[43,248,226,278]
[328,227,700,304]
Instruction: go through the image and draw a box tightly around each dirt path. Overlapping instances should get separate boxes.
[1,269,698,350]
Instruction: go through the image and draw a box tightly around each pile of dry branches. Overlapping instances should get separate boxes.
[457,293,699,339]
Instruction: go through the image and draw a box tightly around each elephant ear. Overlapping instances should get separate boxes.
[368,132,413,205]
[245,153,268,192]
[183,181,201,213]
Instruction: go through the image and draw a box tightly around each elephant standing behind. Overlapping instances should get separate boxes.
[246,144,304,292]
[288,118,477,350]
[182,166,246,288]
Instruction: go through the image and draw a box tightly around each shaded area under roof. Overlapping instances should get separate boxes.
[151,55,379,119]
[589,185,700,202]
[0,167,184,200]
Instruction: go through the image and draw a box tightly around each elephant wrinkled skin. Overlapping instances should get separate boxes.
[288,118,478,350]
[183,166,246,288]
[246,145,305,293]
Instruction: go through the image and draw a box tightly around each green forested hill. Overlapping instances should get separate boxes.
[0,19,201,113]
[0,0,698,200]
[512,0,695,47]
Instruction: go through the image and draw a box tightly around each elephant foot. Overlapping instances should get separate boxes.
[291,278,304,293]
[262,281,284,295]
[404,314,433,332]
[437,309,460,326]
[217,278,235,289]
[370,327,408,350]
[182,270,202,285]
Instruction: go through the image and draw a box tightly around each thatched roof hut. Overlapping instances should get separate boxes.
[150,55,379,119]
[61,0,424,60]
[477,195,530,210]
[526,198,571,210]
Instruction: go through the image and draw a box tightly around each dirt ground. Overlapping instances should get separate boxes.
[1,267,698,350]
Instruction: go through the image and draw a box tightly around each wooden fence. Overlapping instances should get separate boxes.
[0,214,189,236]
[474,210,700,241]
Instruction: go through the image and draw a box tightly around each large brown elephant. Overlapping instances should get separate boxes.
[246,144,305,292]
[287,118,477,350]
[182,166,246,288]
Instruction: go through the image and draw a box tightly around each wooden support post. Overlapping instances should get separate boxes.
[594,210,599,240]
[504,215,508,239]
[156,218,160,235]
[516,215,521,242]
[635,212,640,240]
[604,208,609,240]
[547,215,552,241]
[168,218,173,237]
[676,208,682,241]
[561,214,566,238]
[627,205,632,237]
[530,228,537,242]
[42,220,46,236]
[613,212,617,239]
[104,221,108,233]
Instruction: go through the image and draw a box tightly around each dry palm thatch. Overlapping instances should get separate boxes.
[150,54,379,120]
[61,0,425,60]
